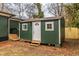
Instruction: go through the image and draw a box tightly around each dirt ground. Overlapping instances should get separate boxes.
[0,39,79,56]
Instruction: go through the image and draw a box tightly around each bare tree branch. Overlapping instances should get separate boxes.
[3,3,37,19]
[46,3,63,16]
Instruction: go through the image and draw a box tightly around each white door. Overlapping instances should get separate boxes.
[32,22,41,42]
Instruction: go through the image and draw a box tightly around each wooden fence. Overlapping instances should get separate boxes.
[65,27,79,39]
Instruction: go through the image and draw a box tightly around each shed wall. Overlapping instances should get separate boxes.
[20,22,32,41]
[0,16,8,41]
[41,20,59,44]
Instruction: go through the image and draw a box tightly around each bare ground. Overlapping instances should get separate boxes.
[0,39,79,56]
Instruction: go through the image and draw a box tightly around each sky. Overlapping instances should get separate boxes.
[42,3,53,17]
[2,3,54,19]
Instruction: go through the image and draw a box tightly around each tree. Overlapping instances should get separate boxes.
[33,3,44,18]
[4,3,16,13]
[1,3,4,11]
[3,3,37,19]
[46,3,63,16]
[0,3,10,12]
[24,3,37,18]
[0,3,44,19]
[4,3,26,19]
[64,3,79,27]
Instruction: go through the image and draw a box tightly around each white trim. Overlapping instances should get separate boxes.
[45,22,54,31]
[19,23,20,39]
[8,18,11,37]
[59,19,61,44]
[40,22,41,42]
[22,23,28,31]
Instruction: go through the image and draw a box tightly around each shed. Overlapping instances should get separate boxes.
[0,11,14,41]
[20,16,65,46]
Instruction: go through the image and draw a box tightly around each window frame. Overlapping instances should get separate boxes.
[45,22,54,31]
[22,23,28,31]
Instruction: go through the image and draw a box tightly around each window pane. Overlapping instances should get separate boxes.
[45,22,54,31]
[47,24,52,29]
[22,23,28,31]
[24,25,27,29]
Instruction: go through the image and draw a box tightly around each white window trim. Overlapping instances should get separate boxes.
[45,22,54,31]
[22,23,28,31]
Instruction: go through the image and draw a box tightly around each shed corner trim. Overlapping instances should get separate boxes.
[59,19,61,44]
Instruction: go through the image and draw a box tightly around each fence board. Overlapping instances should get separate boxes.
[65,27,79,39]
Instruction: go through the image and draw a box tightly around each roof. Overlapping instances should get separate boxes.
[21,16,63,22]
[10,18,21,22]
[10,17,24,22]
[0,11,15,17]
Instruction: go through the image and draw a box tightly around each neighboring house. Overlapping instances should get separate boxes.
[0,11,14,41]
[0,11,65,47]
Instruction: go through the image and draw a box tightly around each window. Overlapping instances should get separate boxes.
[22,23,28,31]
[45,22,54,31]
[47,24,52,29]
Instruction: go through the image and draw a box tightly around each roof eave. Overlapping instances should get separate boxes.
[0,11,15,17]
[21,16,63,22]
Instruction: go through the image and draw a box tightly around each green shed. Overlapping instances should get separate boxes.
[0,11,14,41]
[20,16,65,46]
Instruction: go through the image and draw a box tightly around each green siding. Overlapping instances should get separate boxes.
[61,18,65,43]
[20,22,32,41]
[0,16,8,37]
[10,20,19,36]
[41,20,59,44]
